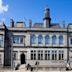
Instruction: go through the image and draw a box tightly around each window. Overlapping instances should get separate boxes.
[38,51,40,60]
[31,35,36,44]
[38,35,43,44]
[52,51,54,60]
[13,36,23,44]
[62,51,64,60]
[48,51,50,60]
[59,36,63,44]
[70,38,72,44]
[59,50,64,60]
[38,50,43,60]
[55,51,57,60]
[41,51,43,60]
[0,54,2,64]
[45,50,50,60]
[45,51,47,60]
[0,35,3,47]
[31,51,33,60]
[34,51,36,60]
[31,50,36,60]
[52,35,56,44]
[45,35,50,44]
[52,50,57,60]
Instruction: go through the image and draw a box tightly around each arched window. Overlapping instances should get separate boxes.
[45,35,50,44]
[59,36,63,44]
[52,35,56,44]
[31,35,36,44]
[38,35,43,44]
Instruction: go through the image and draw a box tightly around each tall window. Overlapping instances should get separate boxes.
[45,35,50,44]
[38,50,43,60]
[52,51,54,60]
[70,38,72,44]
[59,36,63,44]
[48,51,50,60]
[31,50,36,60]
[41,51,43,60]
[38,35,43,44]
[45,50,50,60]
[45,51,47,60]
[0,35,3,47]
[59,50,64,60]
[31,50,33,60]
[31,35,36,44]
[38,50,40,60]
[52,35,56,44]
[52,50,57,60]
[13,36,23,44]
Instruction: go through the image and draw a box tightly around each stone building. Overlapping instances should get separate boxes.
[0,7,72,71]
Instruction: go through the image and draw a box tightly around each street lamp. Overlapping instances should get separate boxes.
[10,32,13,71]
[66,24,70,71]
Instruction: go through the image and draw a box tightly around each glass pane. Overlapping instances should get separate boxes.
[31,35,35,44]
[59,36,63,44]
[38,35,43,44]
[52,36,56,44]
[45,35,50,44]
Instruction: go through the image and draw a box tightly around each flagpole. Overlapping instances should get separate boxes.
[11,33,13,72]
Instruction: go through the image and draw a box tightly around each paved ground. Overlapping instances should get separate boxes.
[0,69,72,72]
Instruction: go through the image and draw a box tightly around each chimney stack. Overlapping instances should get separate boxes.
[10,19,14,27]
[62,20,65,28]
[29,19,32,28]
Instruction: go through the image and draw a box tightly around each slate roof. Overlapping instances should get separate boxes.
[33,23,60,28]
[33,23,43,28]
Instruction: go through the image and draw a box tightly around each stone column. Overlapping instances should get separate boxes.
[57,35,59,46]
[43,35,45,46]
[50,35,52,46]
[36,35,38,46]
[17,51,20,64]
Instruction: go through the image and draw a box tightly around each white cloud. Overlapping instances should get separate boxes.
[0,0,8,14]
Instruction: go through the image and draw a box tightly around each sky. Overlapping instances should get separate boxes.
[0,0,72,27]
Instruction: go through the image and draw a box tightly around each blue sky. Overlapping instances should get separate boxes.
[0,0,72,27]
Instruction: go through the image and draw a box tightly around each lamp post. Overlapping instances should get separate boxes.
[11,32,13,72]
[66,24,70,70]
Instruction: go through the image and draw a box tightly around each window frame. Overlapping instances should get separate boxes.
[70,38,72,45]
[45,35,50,44]
[31,34,36,44]
[13,35,24,44]
[59,36,63,45]
[52,35,57,44]
[58,50,64,60]
[0,35,3,47]
[31,50,36,60]
[52,50,57,60]
[38,35,43,44]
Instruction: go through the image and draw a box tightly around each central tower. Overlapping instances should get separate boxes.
[43,7,51,28]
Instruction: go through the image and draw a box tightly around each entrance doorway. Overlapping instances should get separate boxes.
[20,53,26,64]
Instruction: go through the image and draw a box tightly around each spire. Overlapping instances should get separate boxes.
[44,7,50,18]
[43,7,51,28]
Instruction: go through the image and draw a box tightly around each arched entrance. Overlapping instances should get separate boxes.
[20,53,26,64]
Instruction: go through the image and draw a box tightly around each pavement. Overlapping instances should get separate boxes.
[0,69,72,72]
